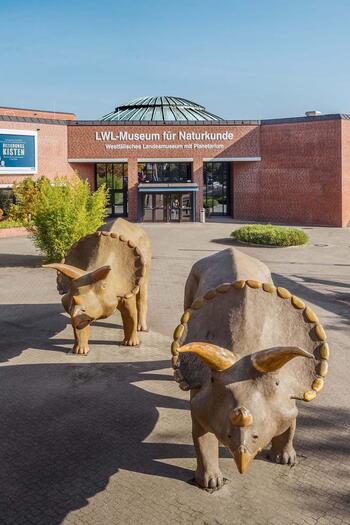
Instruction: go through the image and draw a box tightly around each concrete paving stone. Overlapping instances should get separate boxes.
[0,222,349,525]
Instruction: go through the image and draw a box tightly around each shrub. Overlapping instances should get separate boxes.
[0,218,23,229]
[0,188,14,216]
[9,177,44,225]
[231,224,309,247]
[25,176,107,262]
[203,197,219,209]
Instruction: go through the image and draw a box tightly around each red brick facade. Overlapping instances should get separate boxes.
[341,119,350,226]
[0,107,349,226]
[234,119,343,226]
[0,120,76,186]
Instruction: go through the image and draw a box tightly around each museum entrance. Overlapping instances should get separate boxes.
[203,162,231,216]
[142,192,193,222]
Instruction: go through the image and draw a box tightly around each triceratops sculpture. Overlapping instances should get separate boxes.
[171,248,329,490]
[44,218,151,354]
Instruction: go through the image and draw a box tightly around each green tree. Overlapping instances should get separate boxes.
[9,177,45,224]
[23,175,107,262]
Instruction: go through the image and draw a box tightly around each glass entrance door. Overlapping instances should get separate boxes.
[142,192,193,222]
[168,193,180,222]
[203,162,231,216]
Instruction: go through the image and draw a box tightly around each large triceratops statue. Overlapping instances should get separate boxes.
[171,248,329,490]
[44,218,151,354]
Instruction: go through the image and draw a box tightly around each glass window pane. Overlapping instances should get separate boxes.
[114,203,124,215]
[181,193,191,221]
[106,164,113,189]
[143,194,153,221]
[203,162,231,216]
[155,208,165,221]
[123,163,128,190]
[137,162,191,183]
[154,194,164,208]
[114,164,124,189]
[114,191,124,206]
[96,164,106,188]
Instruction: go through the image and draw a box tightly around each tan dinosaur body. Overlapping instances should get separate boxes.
[44,218,151,354]
[171,248,328,490]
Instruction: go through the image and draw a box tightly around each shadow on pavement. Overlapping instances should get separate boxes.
[0,360,192,524]
[0,253,43,267]
[273,273,350,327]
[0,304,123,362]
[210,237,235,246]
[0,360,349,524]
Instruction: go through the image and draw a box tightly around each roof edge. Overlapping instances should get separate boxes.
[0,105,75,116]
[69,119,260,126]
[261,114,349,125]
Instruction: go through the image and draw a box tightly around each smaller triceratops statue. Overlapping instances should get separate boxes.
[44,218,151,354]
[171,248,329,490]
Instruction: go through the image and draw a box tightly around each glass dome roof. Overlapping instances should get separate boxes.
[101,96,223,122]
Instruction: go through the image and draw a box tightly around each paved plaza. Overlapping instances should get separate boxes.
[0,221,349,525]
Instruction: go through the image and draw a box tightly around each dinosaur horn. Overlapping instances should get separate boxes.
[233,445,254,474]
[178,342,236,372]
[251,346,314,373]
[230,406,253,427]
[42,263,86,280]
[89,265,111,283]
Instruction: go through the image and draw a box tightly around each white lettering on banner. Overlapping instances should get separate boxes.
[96,128,234,151]
[178,131,233,141]
[105,143,225,151]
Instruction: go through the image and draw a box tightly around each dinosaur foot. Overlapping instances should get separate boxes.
[268,446,297,466]
[193,469,225,492]
[123,335,140,346]
[72,344,90,355]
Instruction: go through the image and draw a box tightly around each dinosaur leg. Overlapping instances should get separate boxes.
[118,295,140,346]
[72,322,91,355]
[192,412,224,490]
[269,419,297,465]
[137,277,149,332]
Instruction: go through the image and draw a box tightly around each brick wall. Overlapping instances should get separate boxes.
[233,119,343,226]
[341,119,350,226]
[0,120,75,185]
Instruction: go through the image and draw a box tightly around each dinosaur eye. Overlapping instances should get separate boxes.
[252,434,259,440]
[275,380,280,386]
[227,434,232,439]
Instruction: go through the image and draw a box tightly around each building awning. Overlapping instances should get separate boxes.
[138,183,198,192]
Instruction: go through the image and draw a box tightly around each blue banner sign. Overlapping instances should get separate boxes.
[0,130,37,174]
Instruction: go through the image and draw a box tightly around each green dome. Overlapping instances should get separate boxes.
[101,96,223,122]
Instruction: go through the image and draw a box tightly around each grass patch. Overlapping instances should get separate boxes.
[231,224,309,247]
[0,219,24,229]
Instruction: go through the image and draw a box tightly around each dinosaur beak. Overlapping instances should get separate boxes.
[233,445,253,474]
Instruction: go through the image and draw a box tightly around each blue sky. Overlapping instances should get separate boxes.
[1,0,350,120]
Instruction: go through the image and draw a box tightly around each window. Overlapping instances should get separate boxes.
[95,163,128,217]
[203,162,231,216]
[138,162,192,184]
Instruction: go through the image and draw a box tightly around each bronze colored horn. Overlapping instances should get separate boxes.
[233,445,253,474]
[251,346,314,373]
[230,406,253,427]
[89,265,111,283]
[43,263,86,280]
[178,342,236,372]
[72,295,82,305]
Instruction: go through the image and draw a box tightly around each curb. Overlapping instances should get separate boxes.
[0,227,28,239]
